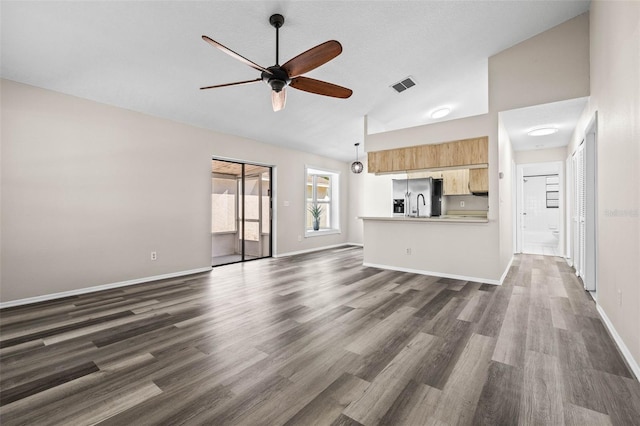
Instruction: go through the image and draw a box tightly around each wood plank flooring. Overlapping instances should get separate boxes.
[1,246,639,425]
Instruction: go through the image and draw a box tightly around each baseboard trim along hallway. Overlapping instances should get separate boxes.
[597,304,640,380]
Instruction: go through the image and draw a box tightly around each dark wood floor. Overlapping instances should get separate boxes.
[1,246,639,425]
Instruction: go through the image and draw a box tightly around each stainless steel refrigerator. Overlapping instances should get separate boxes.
[392,177,442,217]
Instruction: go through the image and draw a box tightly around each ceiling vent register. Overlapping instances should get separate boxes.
[391,77,417,93]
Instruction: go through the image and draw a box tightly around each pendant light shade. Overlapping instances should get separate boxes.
[351,143,363,174]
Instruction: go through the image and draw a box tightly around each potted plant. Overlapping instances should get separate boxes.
[308,205,323,231]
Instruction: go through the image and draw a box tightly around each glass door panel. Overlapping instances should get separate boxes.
[242,166,271,260]
[212,159,271,266]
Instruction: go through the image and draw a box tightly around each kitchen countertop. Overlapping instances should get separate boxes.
[360,215,489,223]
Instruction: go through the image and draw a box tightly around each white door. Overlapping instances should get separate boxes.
[572,144,586,280]
[571,115,598,292]
[521,174,561,256]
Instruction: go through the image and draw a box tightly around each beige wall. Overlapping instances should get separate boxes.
[347,159,366,245]
[489,13,590,112]
[566,1,640,368]
[498,117,515,267]
[514,147,568,164]
[1,79,350,303]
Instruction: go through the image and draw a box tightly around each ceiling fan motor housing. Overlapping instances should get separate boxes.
[262,66,289,92]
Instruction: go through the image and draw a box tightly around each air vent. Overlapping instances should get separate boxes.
[391,77,417,93]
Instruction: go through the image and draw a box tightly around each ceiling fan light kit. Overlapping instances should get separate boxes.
[201,14,352,112]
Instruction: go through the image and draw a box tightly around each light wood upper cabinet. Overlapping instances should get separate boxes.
[407,168,487,195]
[367,136,488,174]
[442,169,470,195]
[469,167,489,193]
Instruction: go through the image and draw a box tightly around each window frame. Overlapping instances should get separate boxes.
[305,166,341,237]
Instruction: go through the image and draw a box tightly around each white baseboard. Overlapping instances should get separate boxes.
[275,243,353,258]
[362,262,500,285]
[0,267,212,309]
[499,256,515,285]
[596,304,640,380]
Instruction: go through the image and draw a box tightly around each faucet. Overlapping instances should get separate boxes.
[416,193,426,217]
[405,191,411,217]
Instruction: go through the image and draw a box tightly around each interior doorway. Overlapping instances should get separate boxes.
[211,159,272,266]
[516,162,564,256]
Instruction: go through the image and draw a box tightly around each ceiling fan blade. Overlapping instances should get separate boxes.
[290,76,352,99]
[282,40,342,78]
[272,88,286,112]
[202,35,271,75]
[200,78,262,90]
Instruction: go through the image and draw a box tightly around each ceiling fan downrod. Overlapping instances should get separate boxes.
[269,14,285,66]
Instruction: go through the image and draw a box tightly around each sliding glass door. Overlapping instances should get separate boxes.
[211,159,272,266]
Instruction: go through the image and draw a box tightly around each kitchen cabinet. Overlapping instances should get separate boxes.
[367,136,488,174]
[408,169,471,195]
[442,169,470,195]
[469,167,489,193]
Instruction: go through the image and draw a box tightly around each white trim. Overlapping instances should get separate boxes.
[0,267,212,310]
[275,243,351,258]
[305,229,341,238]
[596,304,640,380]
[515,162,565,255]
[304,165,341,238]
[499,255,515,285]
[362,262,501,285]
[347,242,364,247]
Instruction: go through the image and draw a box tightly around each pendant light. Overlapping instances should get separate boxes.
[351,143,363,174]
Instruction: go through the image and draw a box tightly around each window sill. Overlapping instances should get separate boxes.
[305,229,341,238]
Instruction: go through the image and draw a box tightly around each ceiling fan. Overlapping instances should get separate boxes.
[200,14,353,112]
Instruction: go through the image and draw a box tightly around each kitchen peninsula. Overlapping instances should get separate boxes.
[360,134,504,284]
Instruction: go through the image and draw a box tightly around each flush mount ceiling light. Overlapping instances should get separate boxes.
[430,107,451,119]
[527,127,559,136]
[351,143,363,174]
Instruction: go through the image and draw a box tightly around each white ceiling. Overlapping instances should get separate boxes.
[1,1,590,162]
[500,97,589,152]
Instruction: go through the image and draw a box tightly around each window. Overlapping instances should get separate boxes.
[305,167,340,236]
[546,175,560,208]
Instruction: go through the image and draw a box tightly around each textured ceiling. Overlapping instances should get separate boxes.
[0,1,590,162]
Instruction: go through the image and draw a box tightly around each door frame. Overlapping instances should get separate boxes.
[211,157,274,265]
[515,161,565,255]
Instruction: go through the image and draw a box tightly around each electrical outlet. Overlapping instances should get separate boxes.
[298,235,302,242]
[406,248,412,255]
[460,201,465,207]
[151,251,157,261]
[618,289,622,306]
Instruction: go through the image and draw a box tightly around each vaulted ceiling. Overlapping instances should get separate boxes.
[1,1,590,162]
